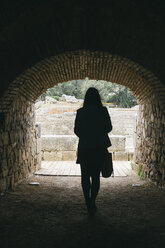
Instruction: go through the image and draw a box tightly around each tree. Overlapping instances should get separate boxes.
[37,79,137,108]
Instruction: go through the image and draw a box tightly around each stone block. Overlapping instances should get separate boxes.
[37,114,76,135]
[2,170,8,178]
[62,151,77,160]
[11,175,15,190]
[14,171,19,183]
[6,176,11,189]
[19,149,22,163]
[125,135,135,151]
[35,123,41,138]
[151,151,156,161]
[31,146,36,156]
[108,135,126,151]
[2,160,8,170]
[42,135,126,157]
[108,109,137,136]
[9,130,15,143]
[22,150,26,160]
[160,155,165,164]
[59,135,78,151]
[151,113,154,122]
[41,135,78,151]
[36,138,41,154]
[42,135,60,151]
[22,166,28,178]
[3,132,9,145]
[43,151,62,161]
[0,178,7,192]
[114,151,128,161]
[35,155,41,170]
[18,130,23,143]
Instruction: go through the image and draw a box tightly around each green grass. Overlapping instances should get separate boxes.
[130,161,134,170]
[137,163,146,180]
[130,161,146,179]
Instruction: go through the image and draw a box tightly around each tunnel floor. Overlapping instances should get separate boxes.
[0,171,165,248]
[36,161,132,177]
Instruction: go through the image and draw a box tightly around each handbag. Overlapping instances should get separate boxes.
[101,152,114,178]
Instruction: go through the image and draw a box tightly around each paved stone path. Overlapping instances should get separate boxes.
[35,161,132,177]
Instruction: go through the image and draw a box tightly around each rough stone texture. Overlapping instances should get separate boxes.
[35,103,79,135]
[42,135,78,151]
[114,151,129,161]
[36,106,137,138]
[1,51,165,113]
[135,95,165,186]
[41,134,126,161]
[109,135,126,151]
[41,135,125,152]
[62,151,77,161]
[0,97,41,192]
[42,151,63,161]
[36,103,137,155]
[109,108,138,152]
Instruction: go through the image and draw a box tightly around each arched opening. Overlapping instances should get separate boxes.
[0,51,165,191]
[1,2,165,247]
[35,79,138,177]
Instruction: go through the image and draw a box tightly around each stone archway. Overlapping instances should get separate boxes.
[0,50,165,191]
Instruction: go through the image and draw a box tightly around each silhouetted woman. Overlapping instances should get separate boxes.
[74,87,112,213]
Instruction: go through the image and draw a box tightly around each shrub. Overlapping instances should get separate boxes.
[52,96,60,101]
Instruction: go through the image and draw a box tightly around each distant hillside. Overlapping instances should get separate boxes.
[38,79,137,108]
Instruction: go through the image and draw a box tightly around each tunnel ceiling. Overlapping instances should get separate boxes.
[0,0,165,102]
[0,51,165,113]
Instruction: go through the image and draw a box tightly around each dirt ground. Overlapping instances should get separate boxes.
[0,171,165,248]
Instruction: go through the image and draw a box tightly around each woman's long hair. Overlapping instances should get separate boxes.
[83,87,103,107]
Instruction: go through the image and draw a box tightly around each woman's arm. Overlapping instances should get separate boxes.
[74,110,81,137]
[103,107,112,133]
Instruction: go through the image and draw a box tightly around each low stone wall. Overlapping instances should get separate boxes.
[0,97,41,192]
[36,102,138,160]
[109,108,137,152]
[41,134,130,161]
[41,135,78,161]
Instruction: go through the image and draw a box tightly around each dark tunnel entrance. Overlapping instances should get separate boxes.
[0,51,165,191]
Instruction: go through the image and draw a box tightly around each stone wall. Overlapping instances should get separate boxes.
[36,103,137,161]
[36,106,138,153]
[109,108,138,152]
[41,134,126,161]
[135,95,165,186]
[0,97,41,192]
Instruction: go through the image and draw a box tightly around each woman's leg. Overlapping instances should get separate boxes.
[80,164,91,210]
[91,150,105,204]
[91,170,100,202]
[90,165,101,210]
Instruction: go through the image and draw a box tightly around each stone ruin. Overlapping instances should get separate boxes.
[35,100,138,161]
[60,94,79,103]
[44,96,57,104]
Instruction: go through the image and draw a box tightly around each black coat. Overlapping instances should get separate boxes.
[74,106,112,150]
